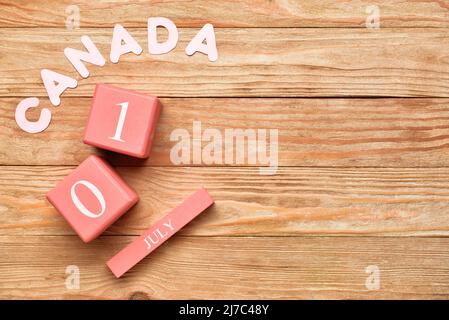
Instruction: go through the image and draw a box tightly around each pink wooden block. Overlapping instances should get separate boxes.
[107,188,214,278]
[46,155,139,243]
[83,84,161,158]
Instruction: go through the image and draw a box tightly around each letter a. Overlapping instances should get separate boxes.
[64,35,106,78]
[185,24,217,62]
[41,69,78,106]
[110,24,143,63]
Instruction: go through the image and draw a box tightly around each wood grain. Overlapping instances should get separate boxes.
[2,166,449,237]
[1,28,449,98]
[2,1,449,300]
[1,0,449,28]
[3,97,449,167]
[1,235,448,299]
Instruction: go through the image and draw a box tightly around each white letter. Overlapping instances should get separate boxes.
[147,17,178,54]
[258,129,278,175]
[41,69,77,106]
[64,35,106,78]
[65,5,80,30]
[192,120,202,165]
[162,219,174,231]
[365,265,381,290]
[224,128,256,165]
[185,23,218,62]
[65,265,80,290]
[70,180,106,218]
[144,238,152,250]
[170,128,191,165]
[110,24,143,64]
[366,5,381,30]
[202,128,222,165]
[15,97,51,133]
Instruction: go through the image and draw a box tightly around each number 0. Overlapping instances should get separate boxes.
[70,180,106,218]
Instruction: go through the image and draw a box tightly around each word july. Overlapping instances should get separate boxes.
[143,218,174,250]
[15,17,218,134]
[107,188,213,278]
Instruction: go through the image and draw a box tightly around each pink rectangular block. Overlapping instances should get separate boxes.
[107,188,214,278]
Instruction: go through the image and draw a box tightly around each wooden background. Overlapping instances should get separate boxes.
[1,0,449,299]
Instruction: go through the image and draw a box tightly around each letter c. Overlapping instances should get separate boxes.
[15,97,51,133]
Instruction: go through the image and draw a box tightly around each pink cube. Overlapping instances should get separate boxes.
[83,84,161,158]
[47,155,139,243]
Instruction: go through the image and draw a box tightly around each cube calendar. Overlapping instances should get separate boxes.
[46,155,139,243]
[83,84,161,158]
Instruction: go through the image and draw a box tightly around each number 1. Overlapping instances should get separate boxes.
[109,102,128,142]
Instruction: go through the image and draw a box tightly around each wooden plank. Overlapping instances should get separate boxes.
[1,0,448,28]
[3,97,449,167]
[2,166,449,236]
[1,235,448,299]
[1,28,449,98]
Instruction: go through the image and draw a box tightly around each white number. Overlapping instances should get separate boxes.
[70,180,106,218]
[109,102,129,142]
